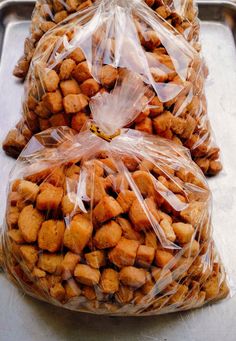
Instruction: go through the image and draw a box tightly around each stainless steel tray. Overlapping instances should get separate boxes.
[0,1,236,340]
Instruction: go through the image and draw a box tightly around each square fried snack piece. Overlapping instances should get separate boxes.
[1,126,229,316]
[3,0,219,176]
[13,0,200,79]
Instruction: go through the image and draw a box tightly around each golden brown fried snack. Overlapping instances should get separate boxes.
[13,0,200,79]
[3,1,219,176]
[1,129,229,315]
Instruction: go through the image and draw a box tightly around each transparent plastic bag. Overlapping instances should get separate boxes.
[1,74,229,316]
[13,0,200,79]
[3,0,220,176]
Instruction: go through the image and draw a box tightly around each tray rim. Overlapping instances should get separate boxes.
[0,0,236,12]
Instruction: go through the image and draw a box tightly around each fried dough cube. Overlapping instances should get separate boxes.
[59,58,76,80]
[82,286,96,300]
[74,264,100,286]
[93,196,123,223]
[86,175,106,205]
[7,229,25,244]
[18,180,39,202]
[149,96,164,117]
[105,174,129,193]
[50,283,65,302]
[145,0,155,6]
[141,275,155,295]
[60,79,81,96]
[151,268,172,287]
[155,250,174,268]
[43,70,60,92]
[100,269,119,294]
[38,254,63,274]
[71,112,88,131]
[45,168,65,187]
[39,118,51,131]
[78,0,93,10]
[108,237,139,267]
[36,184,63,211]
[122,155,139,171]
[116,217,143,242]
[35,101,51,118]
[156,5,171,19]
[139,160,154,172]
[160,219,176,242]
[66,0,81,11]
[153,111,173,134]
[94,221,122,249]
[20,245,38,270]
[159,211,172,224]
[115,285,134,304]
[45,274,62,289]
[145,231,158,249]
[65,279,81,299]
[203,274,220,300]
[99,65,118,88]
[85,160,105,177]
[42,90,63,113]
[170,284,188,304]
[119,266,146,288]
[85,250,106,269]
[54,10,68,23]
[172,222,194,244]
[180,202,205,226]
[61,252,80,280]
[72,61,91,83]
[136,245,155,268]
[182,115,197,139]
[63,214,93,253]
[100,158,117,172]
[135,117,153,134]
[12,179,21,191]
[69,47,85,63]
[129,199,151,231]
[7,206,20,226]
[183,239,200,258]
[63,94,88,114]
[50,113,70,127]
[132,171,155,197]
[18,205,44,243]
[40,21,56,33]
[2,129,27,158]
[9,192,22,207]
[61,193,78,216]
[208,160,222,176]
[32,267,46,278]
[195,158,210,174]
[80,79,100,97]
[38,220,65,252]
[171,116,186,135]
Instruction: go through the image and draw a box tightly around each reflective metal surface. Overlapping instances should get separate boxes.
[0,1,236,340]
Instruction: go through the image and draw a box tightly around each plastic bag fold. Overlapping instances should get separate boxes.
[1,74,229,316]
[13,0,200,79]
[3,0,220,176]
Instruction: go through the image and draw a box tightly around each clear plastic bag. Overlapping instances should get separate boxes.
[13,0,200,79]
[3,0,220,176]
[1,74,229,316]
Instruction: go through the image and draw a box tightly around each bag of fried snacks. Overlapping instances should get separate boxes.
[1,74,229,315]
[13,0,200,79]
[3,0,220,176]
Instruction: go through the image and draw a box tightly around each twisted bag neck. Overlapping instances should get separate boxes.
[89,72,153,137]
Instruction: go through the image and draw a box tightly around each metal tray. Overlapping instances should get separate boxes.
[0,1,236,340]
